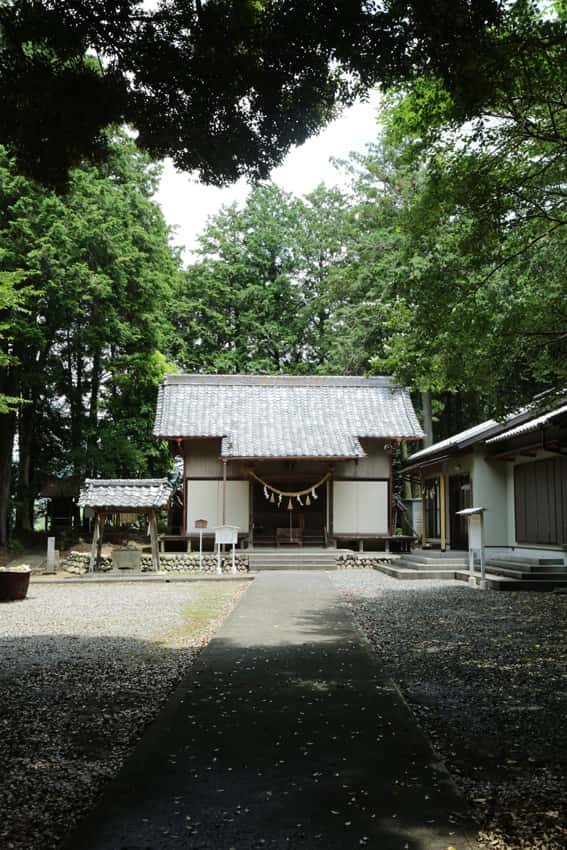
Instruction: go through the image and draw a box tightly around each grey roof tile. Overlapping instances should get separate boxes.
[78,479,172,509]
[153,374,424,458]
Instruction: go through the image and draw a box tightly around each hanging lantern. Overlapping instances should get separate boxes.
[270,492,275,503]
[306,494,311,506]
[287,498,293,510]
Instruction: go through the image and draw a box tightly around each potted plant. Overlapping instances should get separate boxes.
[0,564,32,601]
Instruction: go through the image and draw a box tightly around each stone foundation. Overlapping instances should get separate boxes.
[62,550,250,574]
[336,553,392,569]
[62,551,113,574]
[141,553,249,573]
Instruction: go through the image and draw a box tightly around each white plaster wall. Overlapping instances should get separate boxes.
[471,449,509,548]
[334,439,390,479]
[187,480,249,532]
[333,481,389,534]
[185,439,222,477]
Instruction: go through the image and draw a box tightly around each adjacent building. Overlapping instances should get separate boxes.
[405,400,567,560]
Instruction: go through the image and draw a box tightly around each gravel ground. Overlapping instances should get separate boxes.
[331,570,567,850]
[0,580,248,850]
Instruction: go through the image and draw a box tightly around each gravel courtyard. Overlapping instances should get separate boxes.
[332,570,567,850]
[0,580,248,850]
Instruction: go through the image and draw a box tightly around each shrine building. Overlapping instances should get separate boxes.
[153,374,424,549]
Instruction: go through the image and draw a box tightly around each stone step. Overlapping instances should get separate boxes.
[376,563,567,591]
[401,554,468,567]
[483,566,567,580]
[374,564,458,581]
[456,571,567,591]
[487,555,564,566]
[253,563,338,571]
[397,558,467,570]
[485,559,567,574]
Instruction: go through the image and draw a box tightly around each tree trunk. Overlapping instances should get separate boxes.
[0,402,16,547]
[421,391,433,448]
[15,397,34,533]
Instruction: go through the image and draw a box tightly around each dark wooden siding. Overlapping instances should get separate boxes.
[514,457,567,545]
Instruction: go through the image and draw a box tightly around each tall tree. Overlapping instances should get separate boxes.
[172,182,352,374]
[0,1,507,189]
[0,138,182,543]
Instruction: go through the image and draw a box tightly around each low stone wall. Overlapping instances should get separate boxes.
[62,551,113,574]
[141,553,249,573]
[336,553,392,570]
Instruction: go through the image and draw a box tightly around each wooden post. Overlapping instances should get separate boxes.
[88,514,100,573]
[222,460,228,525]
[421,476,427,548]
[248,479,254,548]
[440,472,447,552]
[149,511,160,572]
[181,442,187,536]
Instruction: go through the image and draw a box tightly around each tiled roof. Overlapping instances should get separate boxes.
[406,419,502,464]
[153,374,424,459]
[407,398,567,464]
[78,479,172,509]
[485,404,567,444]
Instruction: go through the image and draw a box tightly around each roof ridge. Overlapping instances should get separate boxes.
[83,478,170,485]
[162,374,394,387]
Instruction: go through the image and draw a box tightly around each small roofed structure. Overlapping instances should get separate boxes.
[78,479,172,572]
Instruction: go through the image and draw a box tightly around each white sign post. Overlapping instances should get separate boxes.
[214,525,239,575]
[457,507,486,590]
[194,519,208,571]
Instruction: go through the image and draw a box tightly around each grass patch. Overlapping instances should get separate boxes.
[156,581,248,648]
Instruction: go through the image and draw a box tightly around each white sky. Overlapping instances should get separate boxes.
[153,90,381,263]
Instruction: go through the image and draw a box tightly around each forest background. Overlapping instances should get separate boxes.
[0,1,565,545]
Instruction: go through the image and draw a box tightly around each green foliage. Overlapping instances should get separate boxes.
[0,268,29,412]
[0,136,183,539]
[0,0,504,189]
[324,4,567,416]
[174,182,352,374]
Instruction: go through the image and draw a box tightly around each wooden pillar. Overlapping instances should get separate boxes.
[88,513,100,573]
[181,446,187,536]
[327,472,334,543]
[439,472,447,552]
[149,510,160,572]
[222,459,228,525]
[421,476,427,548]
[248,479,254,548]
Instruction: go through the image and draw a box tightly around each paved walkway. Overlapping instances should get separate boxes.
[65,573,477,850]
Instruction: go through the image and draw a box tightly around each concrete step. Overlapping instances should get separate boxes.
[374,564,458,581]
[253,563,338,571]
[401,553,468,567]
[484,566,567,580]
[249,551,341,572]
[456,571,567,591]
[485,560,567,575]
[397,557,467,570]
[487,555,564,566]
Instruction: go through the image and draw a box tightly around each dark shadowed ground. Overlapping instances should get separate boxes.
[333,570,567,850]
